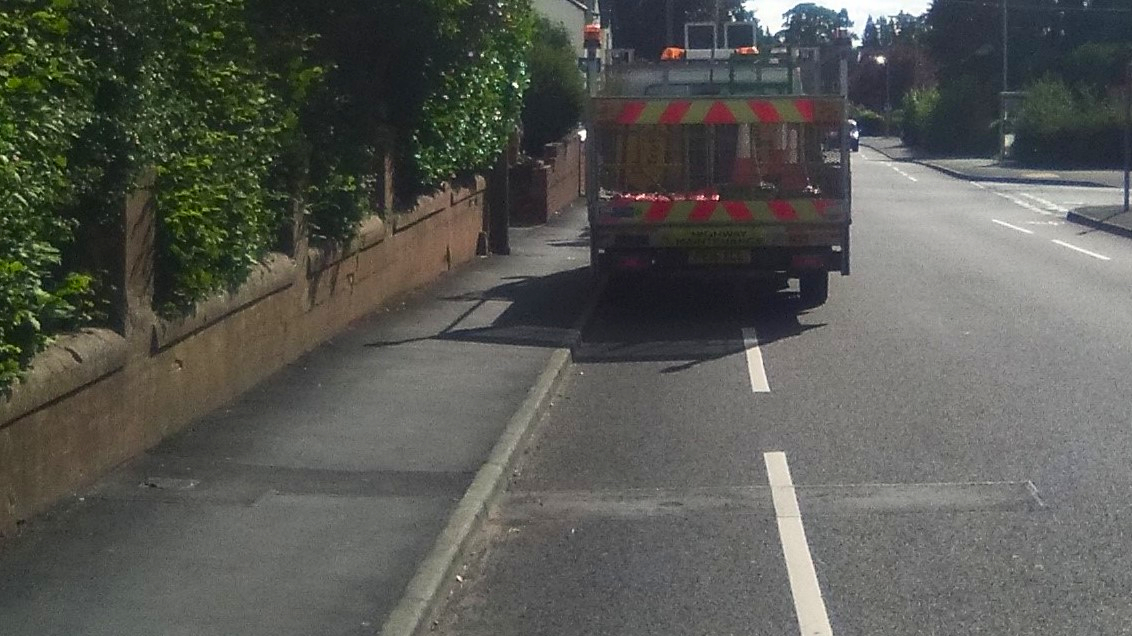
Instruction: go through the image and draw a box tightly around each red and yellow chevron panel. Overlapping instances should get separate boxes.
[598,198,843,225]
[595,98,842,125]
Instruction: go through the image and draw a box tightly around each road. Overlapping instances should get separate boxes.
[429,150,1132,634]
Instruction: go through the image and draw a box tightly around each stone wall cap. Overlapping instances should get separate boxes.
[154,254,296,350]
[1,328,128,428]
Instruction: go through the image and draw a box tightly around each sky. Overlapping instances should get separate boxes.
[745,0,932,38]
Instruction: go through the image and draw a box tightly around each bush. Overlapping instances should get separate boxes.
[521,18,585,155]
[902,87,939,148]
[902,77,997,155]
[143,0,292,315]
[0,0,97,391]
[404,0,534,190]
[1013,76,1124,167]
[1,0,537,390]
[849,106,885,137]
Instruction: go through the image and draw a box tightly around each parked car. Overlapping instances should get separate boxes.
[846,118,860,152]
[825,119,860,152]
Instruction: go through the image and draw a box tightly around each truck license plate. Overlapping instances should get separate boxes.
[687,249,751,265]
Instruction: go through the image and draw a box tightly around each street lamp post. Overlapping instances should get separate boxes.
[876,54,891,137]
[1124,61,1130,213]
[1000,0,1009,162]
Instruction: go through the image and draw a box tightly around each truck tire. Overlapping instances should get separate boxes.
[799,271,829,307]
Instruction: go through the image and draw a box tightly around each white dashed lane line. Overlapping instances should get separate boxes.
[992,219,1034,234]
[1051,240,1111,261]
[742,328,771,393]
[765,452,834,636]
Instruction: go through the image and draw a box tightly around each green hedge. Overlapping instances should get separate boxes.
[849,106,885,137]
[0,0,96,392]
[901,77,997,155]
[1,0,536,392]
[1013,76,1125,167]
[400,0,534,190]
[521,18,585,155]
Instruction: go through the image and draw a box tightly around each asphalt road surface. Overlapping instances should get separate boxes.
[429,150,1132,635]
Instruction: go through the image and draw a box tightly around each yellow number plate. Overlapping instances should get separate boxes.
[687,249,752,265]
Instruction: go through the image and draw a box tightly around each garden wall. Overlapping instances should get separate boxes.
[0,178,486,537]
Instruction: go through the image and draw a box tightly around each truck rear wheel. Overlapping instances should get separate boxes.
[799,272,829,307]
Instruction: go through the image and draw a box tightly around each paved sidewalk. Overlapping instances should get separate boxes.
[862,137,1126,189]
[862,137,1132,238]
[0,205,593,636]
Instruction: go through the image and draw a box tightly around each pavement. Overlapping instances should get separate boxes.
[862,136,1132,238]
[0,205,595,636]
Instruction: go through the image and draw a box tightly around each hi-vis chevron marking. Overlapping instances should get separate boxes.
[598,199,842,225]
[596,98,843,125]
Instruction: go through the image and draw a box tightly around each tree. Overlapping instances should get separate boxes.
[876,16,894,48]
[522,19,585,155]
[862,16,879,49]
[606,0,753,60]
[890,12,927,47]
[777,3,851,47]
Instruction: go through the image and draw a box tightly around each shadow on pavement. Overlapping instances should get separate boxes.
[365,267,593,350]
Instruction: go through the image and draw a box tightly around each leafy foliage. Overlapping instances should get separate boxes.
[521,18,585,156]
[254,0,534,205]
[141,0,291,314]
[1013,76,1126,167]
[0,0,96,391]
[901,77,997,155]
[2,0,537,390]
[403,0,534,189]
[778,3,852,47]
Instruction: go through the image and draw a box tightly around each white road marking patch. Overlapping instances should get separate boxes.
[1051,240,1111,261]
[992,219,1034,234]
[991,191,1057,216]
[742,328,770,393]
[886,164,918,182]
[765,452,834,636]
[970,181,988,190]
[1018,192,1069,213]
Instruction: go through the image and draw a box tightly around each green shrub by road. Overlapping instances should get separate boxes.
[521,18,585,156]
[1013,77,1126,168]
[0,0,535,392]
[1,0,97,392]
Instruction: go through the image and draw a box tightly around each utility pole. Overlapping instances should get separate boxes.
[884,55,892,137]
[1000,0,1009,162]
[584,0,599,268]
[1124,61,1130,213]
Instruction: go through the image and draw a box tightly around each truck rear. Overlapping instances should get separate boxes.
[585,45,852,306]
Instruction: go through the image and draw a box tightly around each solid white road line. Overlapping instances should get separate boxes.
[991,219,1035,234]
[765,452,834,636]
[1051,240,1111,261]
[742,328,770,393]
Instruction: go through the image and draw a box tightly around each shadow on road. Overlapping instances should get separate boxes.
[575,275,826,372]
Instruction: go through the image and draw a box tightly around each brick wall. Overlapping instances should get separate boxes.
[0,177,486,537]
[510,130,584,226]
